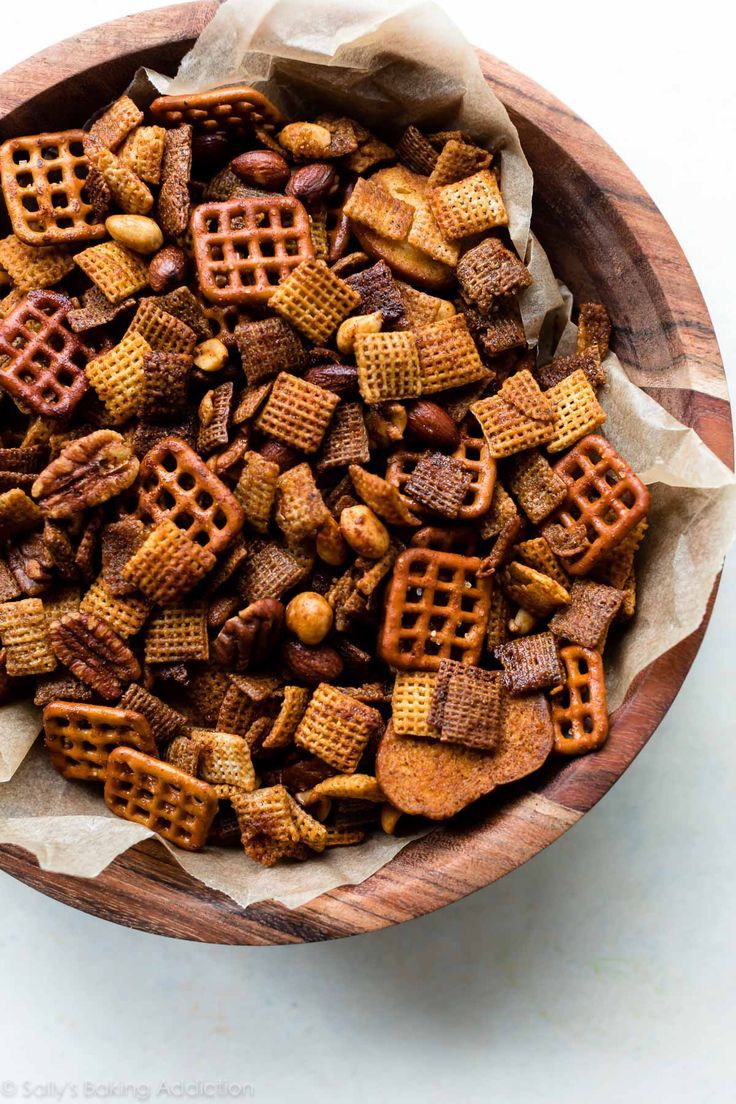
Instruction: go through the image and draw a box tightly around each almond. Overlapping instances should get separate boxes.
[406,400,460,450]
[286,163,336,207]
[282,640,344,685]
[303,363,359,397]
[230,150,291,191]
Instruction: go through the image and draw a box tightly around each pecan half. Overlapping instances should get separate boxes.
[212,599,284,671]
[49,611,141,700]
[32,430,139,519]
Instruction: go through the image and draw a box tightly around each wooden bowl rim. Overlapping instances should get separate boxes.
[0,1,731,944]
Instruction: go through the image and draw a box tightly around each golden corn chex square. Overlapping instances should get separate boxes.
[74,240,148,304]
[545,369,607,453]
[0,235,75,291]
[355,330,422,404]
[295,683,383,773]
[144,602,209,664]
[428,169,508,239]
[415,314,490,394]
[269,260,360,344]
[119,126,167,185]
[500,561,571,618]
[192,728,257,792]
[85,331,151,424]
[391,671,439,737]
[127,299,197,356]
[234,451,280,534]
[262,686,310,749]
[80,576,149,638]
[406,198,459,267]
[471,370,555,458]
[0,597,56,676]
[256,371,339,453]
[427,139,492,188]
[343,176,414,241]
[122,520,216,606]
[88,96,144,151]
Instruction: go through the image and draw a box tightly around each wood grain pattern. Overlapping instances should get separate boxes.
[0,2,731,944]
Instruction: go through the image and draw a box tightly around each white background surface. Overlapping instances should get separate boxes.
[0,1,734,1100]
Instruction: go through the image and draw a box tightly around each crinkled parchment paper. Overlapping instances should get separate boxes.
[0,0,734,912]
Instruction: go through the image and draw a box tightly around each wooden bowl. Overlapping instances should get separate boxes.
[0,2,731,944]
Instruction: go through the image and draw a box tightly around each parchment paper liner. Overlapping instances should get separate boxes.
[0,0,733,912]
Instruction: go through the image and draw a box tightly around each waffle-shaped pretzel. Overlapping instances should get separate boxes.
[104,746,218,851]
[43,700,155,781]
[0,290,89,418]
[551,434,650,575]
[150,86,284,138]
[386,425,495,523]
[0,130,106,246]
[191,197,314,304]
[551,644,608,755]
[379,547,492,671]
[137,436,245,556]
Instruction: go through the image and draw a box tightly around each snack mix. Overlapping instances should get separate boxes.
[0,87,650,863]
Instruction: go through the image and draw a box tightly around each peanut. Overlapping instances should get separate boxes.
[315,514,348,566]
[105,214,163,255]
[336,311,383,355]
[278,122,332,160]
[193,338,229,374]
[340,505,390,559]
[285,591,334,646]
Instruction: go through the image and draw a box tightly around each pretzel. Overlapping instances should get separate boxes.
[136,436,244,557]
[548,578,624,650]
[391,671,439,737]
[551,645,608,755]
[74,241,148,304]
[427,170,508,239]
[415,313,490,394]
[379,547,492,671]
[0,130,106,246]
[410,525,478,557]
[191,197,314,305]
[495,631,563,694]
[0,597,56,676]
[551,434,650,575]
[104,746,218,851]
[0,235,75,291]
[145,602,209,664]
[471,369,555,458]
[256,371,339,453]
[456,237,532,311]
[294,682,383,772]
[427,659,504,750]
[0,290,89,419]
[507,449,567,524]
[270,260,361,344]
[150,86,284,138]
[43,700,155,781]
[545,369,607,453]
[85,331,150,424]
